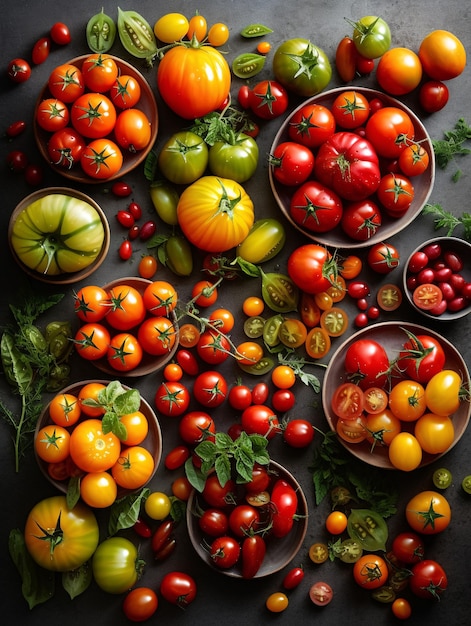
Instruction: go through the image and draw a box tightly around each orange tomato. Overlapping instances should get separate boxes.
[70,418,121,472]
[80,471,118,508]
[376,47,423,95]
[49,393,81,427]
[111,446,155,490]
[78,382,106,417]
[119,411,149,446]
[419,30,466,80]
[35,424,71,463]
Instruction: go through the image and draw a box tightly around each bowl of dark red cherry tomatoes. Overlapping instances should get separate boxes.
[269,87,434,248]
[403,236,471,320]
[186,460,308,578]
[322,321,470,470]
[34,54,158,183]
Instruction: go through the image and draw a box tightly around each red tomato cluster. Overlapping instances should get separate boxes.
[191,470,301,577]
[272,91,431,243]
[35,382,155,507]
[36,53,153,179]
[73,280,178,372]
[405,241,471,316]
[331,331,464,470]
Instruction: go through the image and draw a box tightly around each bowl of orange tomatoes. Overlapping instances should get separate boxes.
[34,54,158,183]
[322,321,471,470]
[73,277,179,377]
[34,379,162,506]
[186,460,308,579]
[269,87,434,248]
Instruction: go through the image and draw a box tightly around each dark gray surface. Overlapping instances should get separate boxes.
[1,1,470,624]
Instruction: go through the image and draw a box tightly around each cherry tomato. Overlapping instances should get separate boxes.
[32,37,51,65]
[160,571,197,608]
[164,445,190,470]
[7,58,31,83]
[50,22,71,45]
[266,592,289,613]
[272,389,296,413]
[283,566,305,590]
[309,582,333,606]
[283,419,314,448]
[409,559,448,600]
[353,554,389,589]
[326,510,348,534]
[123,587,158,622]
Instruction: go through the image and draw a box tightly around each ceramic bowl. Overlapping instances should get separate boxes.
[35,379,162,497]
[269,87,434,248]
[34,54,158,183]
[8,187,110,284]
[186,460,308,578]
[84,277,179,378]
[403,236,471,321]
[322,321,471,469]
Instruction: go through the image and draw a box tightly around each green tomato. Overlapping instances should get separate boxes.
[350,16,391,59]
[347,508,388,552]
[158,130,209,185]
[149,181,179,225]
[272,38,332,97]
[164,234,193,276]
[10,193,105,275]
[92,537,144,594]
[86,8,116,53]
[209,134,259,182]
[236,218,286,263]
[117,8,157,61]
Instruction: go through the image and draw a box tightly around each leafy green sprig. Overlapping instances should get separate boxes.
[422,202,471,241]
[432,117,471,181]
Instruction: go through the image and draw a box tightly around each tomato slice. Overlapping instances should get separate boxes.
[332,382,364,419]
[412,283,443,310]
[363,387,388,414]
[305,326,331,358]
[336,415,367,444]
[377,283,403,311]
[320,307,349,337]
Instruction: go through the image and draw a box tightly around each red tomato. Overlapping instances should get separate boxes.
[47,127,86,170]
[114,109,152,152]
[331,90,370,129]
[110,75,142,109]
[81,53,118,92]
[179,410,216,445]
[377,173,414,216]
[210,536,240,569]
[398,334,446,384]
[367,242,400,274]
[344,338,390,389]
[7,58,31,83]
[48,64,85,102]
[290,181,343,233]
[155,381,190,417]
[365,107,415,159]
[314,131,381,201]
[193,371,228,408]
[241,404,280,440]
[331,382,364,419]
[270,141,315,186]
[409,560,448,600]
[335,36,357,82]
[283,419,315,448]
[196,330,231,364]
[340,199,382,241]
[288,103,335,148]
[123,587,158,622]
[36,98,69,132]
[419,80,449,113]
[160,571,197,608]
[287,244,335,294]
[32,37,51,65]
[50,22,71,45]
[248,80,289,120]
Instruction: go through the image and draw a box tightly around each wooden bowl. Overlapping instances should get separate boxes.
[8,187,110,284]
[186,460,308,578]
[85,277,179,378]
[269,87,434,248]
[34,54,158,183]
[322,321,471,469]
[35,379,162,497]
[403,237,471,321]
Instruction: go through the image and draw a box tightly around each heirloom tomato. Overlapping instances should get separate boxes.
[157,40,230,119]
[409,560,448,600]
[405,491,451,535]
[48,64,84,102]
[350,16,391,59]
[290,181,343,233]
[177,176,254,252]
[71,92,116,138]
[314,132,381,201]
[10,192,105,275]
[248,80,288,120]
[287,244,336,294]
[365,107,415,158]
[209,133,258,182]
[418,30,466,80]
[24,495,99,572]
[344,338,390,389]
[47,127,86,170]
[93,537,143,594]
[273,38,332,97]
[376,47,423,95]
[288,103,335,148]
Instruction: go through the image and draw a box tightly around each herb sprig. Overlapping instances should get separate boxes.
[422,202,471,241]
[432,117,471,181]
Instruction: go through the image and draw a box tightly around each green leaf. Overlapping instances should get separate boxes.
[62,562,92,599]
[108,488,150,535]
[66,475,81,509]
[144,150,158,181]
[214,454,232,487]
[185,458,207,492]
[8,529,55,609]
[113,388,141,416]
[194,440,217,462]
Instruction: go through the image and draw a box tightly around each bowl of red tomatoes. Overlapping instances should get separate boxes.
[34,379,162,505]
[403,237,471,320]
[9,187,110,284]
[34,54,158,183]
[322,321,470,470]
[73,277,179,377]
[269,87,434,248]
[186,460,308,578]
